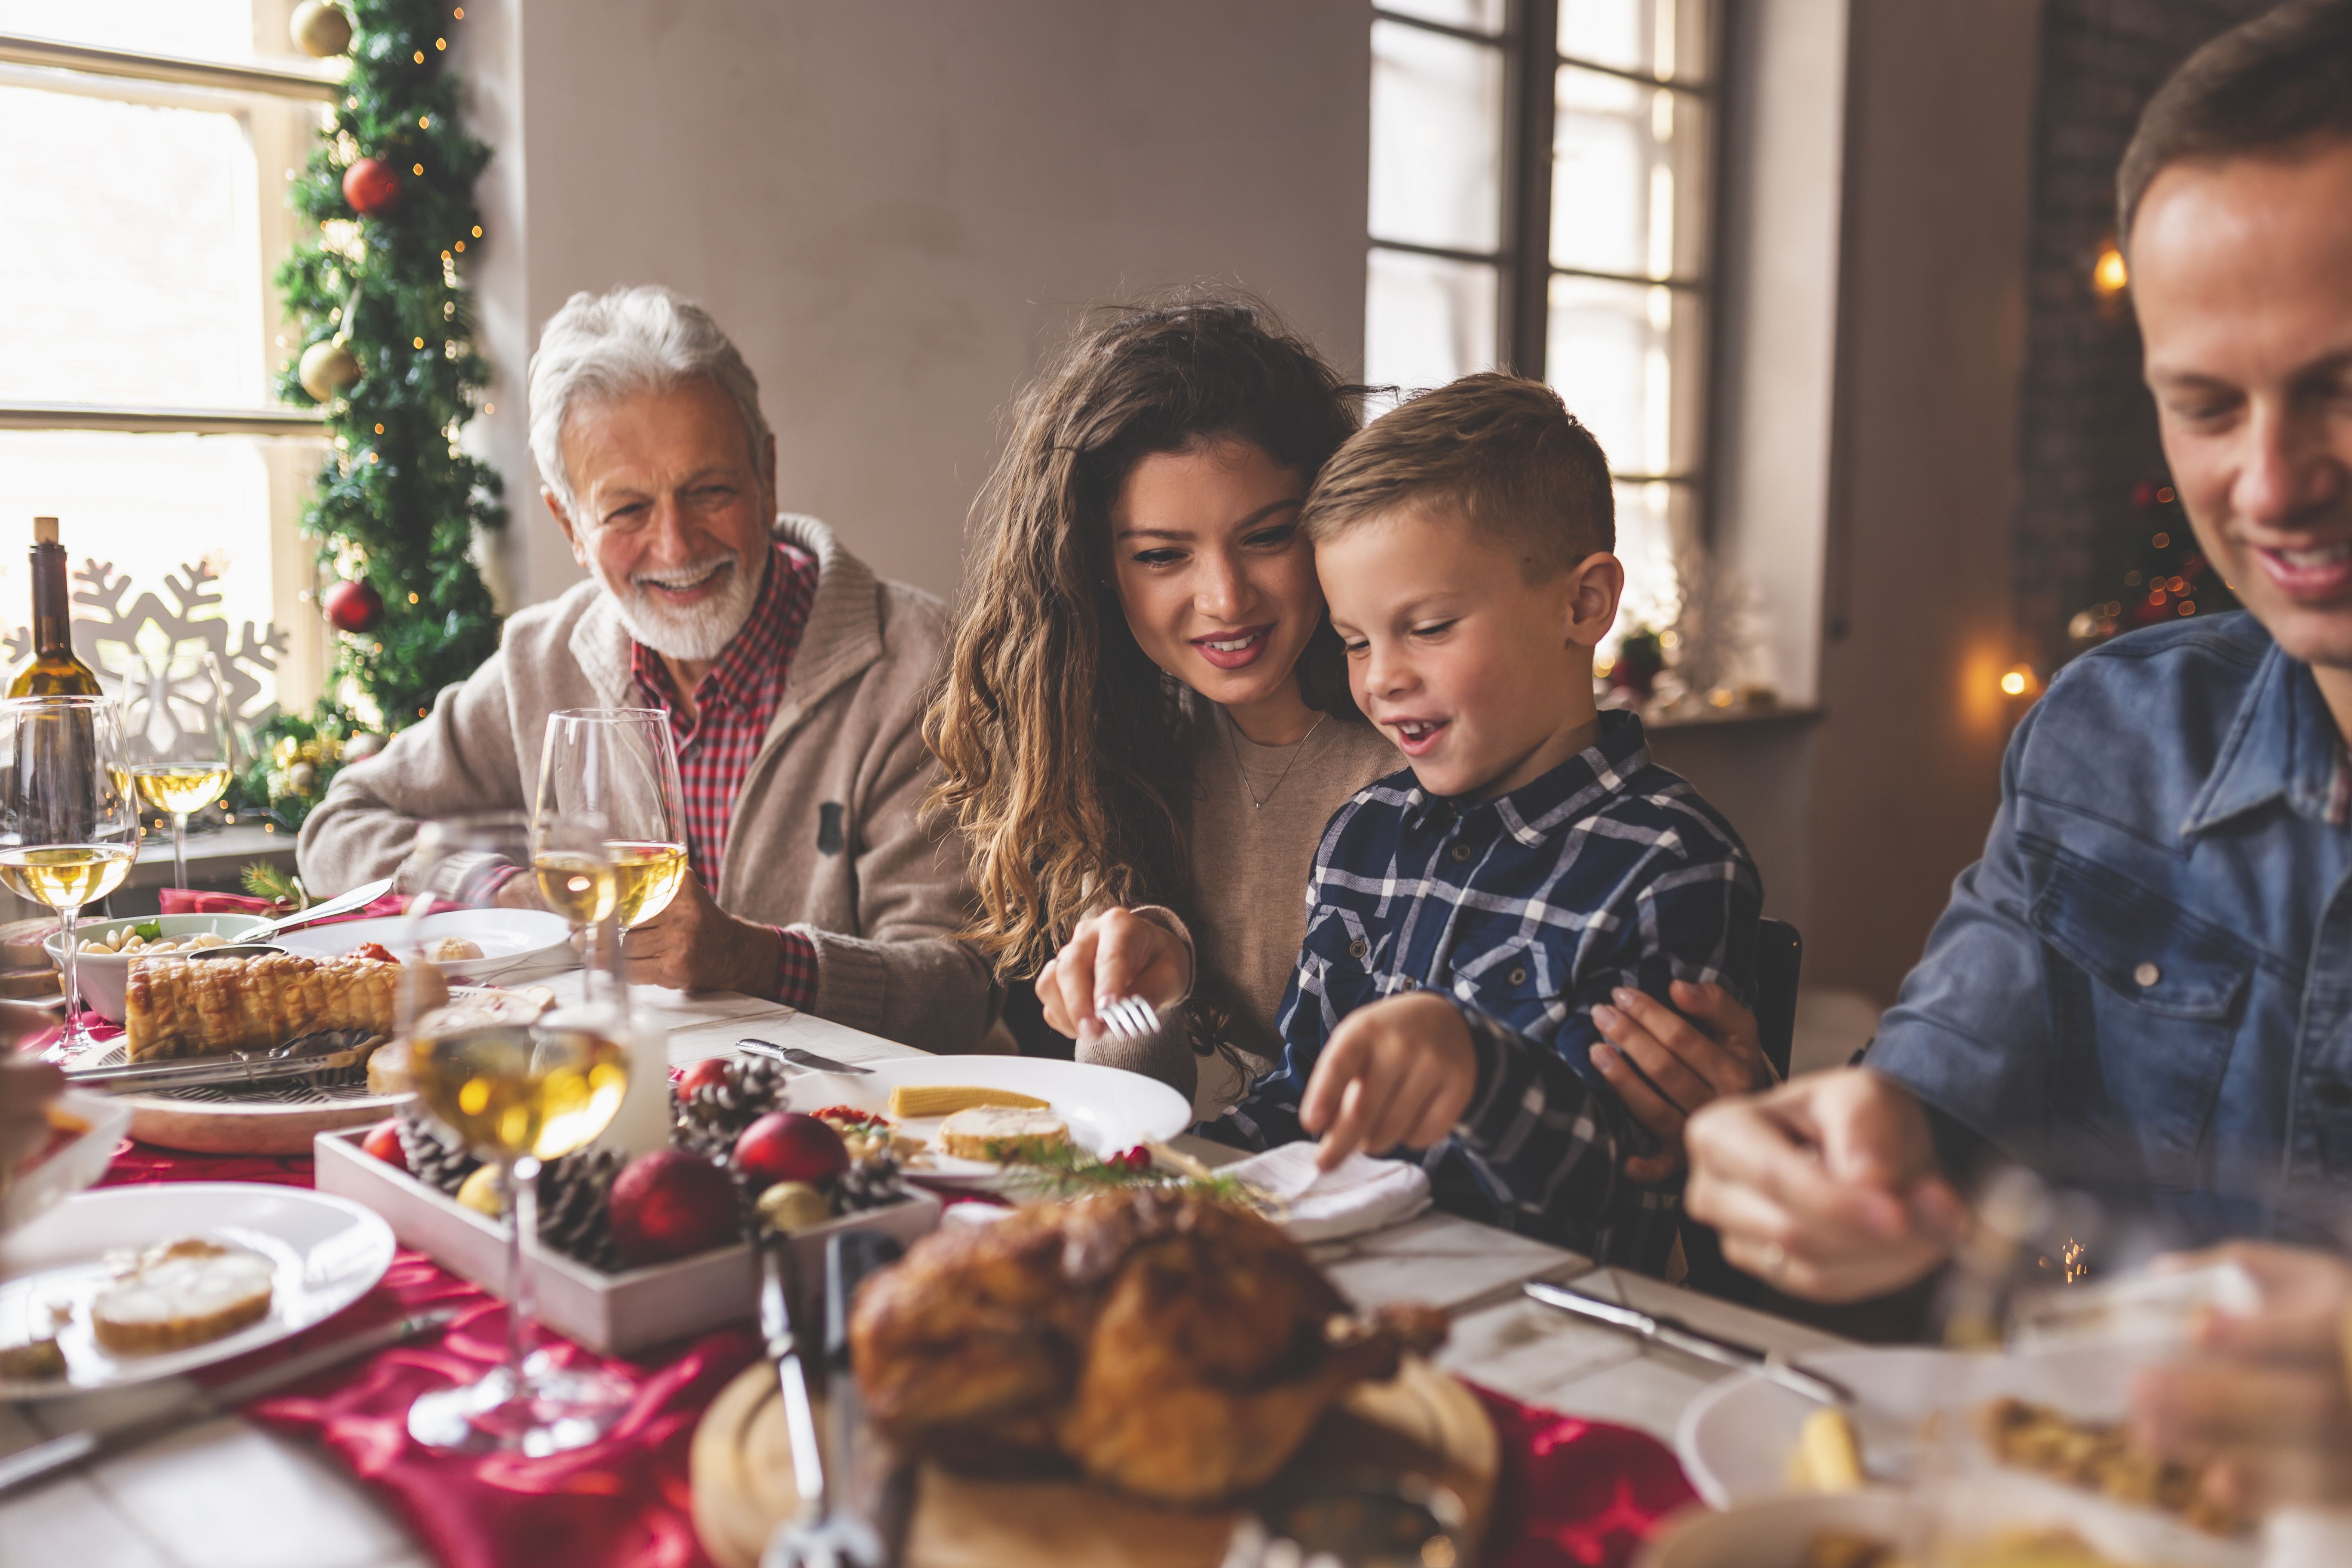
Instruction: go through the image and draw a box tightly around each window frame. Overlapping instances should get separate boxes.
[1368,0,1721,496]
[0,19,334,708]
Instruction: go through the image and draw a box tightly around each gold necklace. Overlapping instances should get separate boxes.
[1223,706,1329,811]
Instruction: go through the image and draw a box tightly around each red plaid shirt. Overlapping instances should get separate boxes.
[631,541,822,1008]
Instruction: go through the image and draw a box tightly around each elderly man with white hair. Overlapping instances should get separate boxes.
[299,285,992,1050]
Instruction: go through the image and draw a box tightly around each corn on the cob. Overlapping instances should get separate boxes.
[887,1084,1050,1118]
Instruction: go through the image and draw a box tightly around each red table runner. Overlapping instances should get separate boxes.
[94,1141,1696,1568]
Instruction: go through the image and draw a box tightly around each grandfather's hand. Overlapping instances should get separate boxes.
[1590,980,1771,1185]
[620,870,784,996]
[1300,991,1478,1173]
[0,1051,66,1196]
[1035,906,1192,1039]
[1684,1066,1966,1302]
[2131,1241,2352,1511]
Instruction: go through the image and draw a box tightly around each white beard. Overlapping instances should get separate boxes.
[599,548,764,663]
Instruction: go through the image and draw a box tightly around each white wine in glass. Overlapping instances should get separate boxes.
[119,649,233,890]
[0,694,139,1058]
[534,710,691,939]
[401,811,636,1456]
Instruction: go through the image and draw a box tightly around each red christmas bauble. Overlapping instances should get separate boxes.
[343,157,402,216]
[609,1150,739,1266]
[362,1120,408,1172]
[733,1112,848,1194]
[323,577,383,634]
[680,1057,731,1096]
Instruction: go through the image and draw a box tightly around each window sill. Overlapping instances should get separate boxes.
[1642,702,1824,733]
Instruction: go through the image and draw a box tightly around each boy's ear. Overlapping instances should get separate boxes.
[1561,551,1624,649]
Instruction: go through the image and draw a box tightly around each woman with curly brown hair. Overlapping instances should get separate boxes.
[932,296,1764,1163]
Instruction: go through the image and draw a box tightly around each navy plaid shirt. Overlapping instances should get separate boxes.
[1206,710,1761,1272]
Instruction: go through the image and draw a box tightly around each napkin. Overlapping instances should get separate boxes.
[1225,1142,1431,1242]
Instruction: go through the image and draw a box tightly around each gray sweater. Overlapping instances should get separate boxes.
[297,514,994,1053]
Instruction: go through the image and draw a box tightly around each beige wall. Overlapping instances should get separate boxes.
[455,0,1372,611]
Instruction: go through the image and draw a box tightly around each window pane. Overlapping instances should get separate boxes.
[0,86,264,407]
[0,0,270,64]
[1369,19,1504,254]
[1366,248,1498,395]
[1552,64,1709,279]
[1558,0,1711,84]
[1547,274,1704,478]
[0,431,282,719]
[1378,0,1505,35]
[1608,481,1691,644]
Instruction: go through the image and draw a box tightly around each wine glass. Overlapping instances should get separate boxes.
[399,811,635,1455]
[0,695,139,1060]
[117,648,233,890]
[533,710,690,945]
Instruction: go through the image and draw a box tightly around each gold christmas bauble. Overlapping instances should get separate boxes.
[284,760,319,795]
[754,1180,832,1234]
[298,338,361,401]
[291,0,353,58]
[456,1164,505,1217]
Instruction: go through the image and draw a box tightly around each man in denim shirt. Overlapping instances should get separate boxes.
[1681,2,2352,1302]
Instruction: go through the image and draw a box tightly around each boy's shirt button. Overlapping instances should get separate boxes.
[1349,939,1369,959]
[1451,843,1473,862]
[1508,967,1527,985]
[2134,962,2162,987]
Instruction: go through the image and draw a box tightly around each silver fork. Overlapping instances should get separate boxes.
[756,1240,882,1568]
[1096,995,1163,1043]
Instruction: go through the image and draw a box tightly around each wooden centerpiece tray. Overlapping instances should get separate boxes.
[690,1353,1497,1568]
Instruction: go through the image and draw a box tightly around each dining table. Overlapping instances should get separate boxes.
[0,983,1850,1568]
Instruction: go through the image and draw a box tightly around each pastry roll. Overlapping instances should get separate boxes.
[123,952,440,1061]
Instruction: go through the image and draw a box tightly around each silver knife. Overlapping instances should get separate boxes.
[739,1038,871,1075]
[1522,1280,1856,1406]
[0,1307,458,1496]
[240,876,397,940]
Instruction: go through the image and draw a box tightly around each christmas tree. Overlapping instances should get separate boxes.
[2066,481,2237,652]
[239,0,506,830]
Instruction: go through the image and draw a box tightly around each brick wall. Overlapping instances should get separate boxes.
[2012,0,2270,668]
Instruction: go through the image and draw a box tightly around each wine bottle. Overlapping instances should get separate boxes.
[9,518,102,698]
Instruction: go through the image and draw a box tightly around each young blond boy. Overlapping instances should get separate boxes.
[1206,373,1761,1268]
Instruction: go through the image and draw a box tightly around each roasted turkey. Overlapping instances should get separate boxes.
[849,1186,1448,1507]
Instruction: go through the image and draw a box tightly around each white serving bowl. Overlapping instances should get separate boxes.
[43,913,271,1024]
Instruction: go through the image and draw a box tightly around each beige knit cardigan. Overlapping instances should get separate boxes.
[296,514,995,1053]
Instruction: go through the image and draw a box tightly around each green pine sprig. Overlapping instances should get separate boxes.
[992,1143,1259,1209]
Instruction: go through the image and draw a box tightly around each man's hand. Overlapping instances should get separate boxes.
[1590,980,1771,1185]
[620,871,785,995]
[1298,991,1477,1172]
[1035,906,1192,1038]
[2130,1242,2352,1510]
[1684,1067,1966,1302]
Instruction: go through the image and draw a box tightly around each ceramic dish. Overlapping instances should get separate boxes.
[43,913,272,1024]
[778,1055,1192,1188]
[275,907,574,983]
[0,1090,130,1234]
[0,1181,394,1398]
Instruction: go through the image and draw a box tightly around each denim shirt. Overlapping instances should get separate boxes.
[1868,612,2352,1240]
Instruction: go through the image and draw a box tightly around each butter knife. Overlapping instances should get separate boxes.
[1522,1280,1856,1406]
[0,1307,457,1496]
[739,1038,871,1075]
[65,1029,383,1095]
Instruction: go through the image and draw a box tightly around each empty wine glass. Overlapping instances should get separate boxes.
[533,710,690,946]
[117,647,233,890]
[398,810,635,1455]
[0,695,138,1060]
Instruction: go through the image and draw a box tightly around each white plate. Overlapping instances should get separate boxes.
[1675,1344,2256,1567]
[276,908,574,982]
[0,1182,395,1398]
[778,1055,1192,1186]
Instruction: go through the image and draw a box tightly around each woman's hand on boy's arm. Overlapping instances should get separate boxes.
[1035,905,1194,1038]
[1297,991,1478,1171]
[1590,980,1771,1185]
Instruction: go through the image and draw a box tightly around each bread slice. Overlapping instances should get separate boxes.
[91,1239,274,1355]
[939,1106,1069,1163]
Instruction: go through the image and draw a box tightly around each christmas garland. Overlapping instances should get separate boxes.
[234,0,507,830]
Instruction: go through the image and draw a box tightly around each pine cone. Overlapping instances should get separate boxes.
[674,1055,791,1160]
[396,1105,481,1196]
[536,1148,624,1272]
[832,1152,909,1216]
